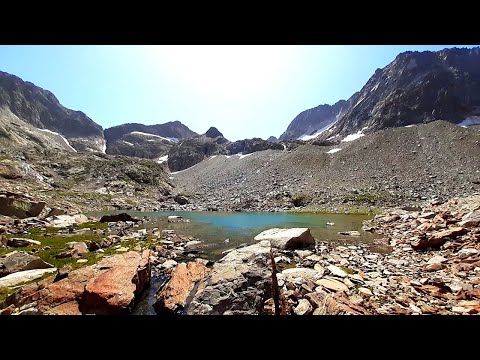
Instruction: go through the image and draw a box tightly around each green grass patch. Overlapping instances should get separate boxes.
[0,287,15,306]
[339,266,355,275]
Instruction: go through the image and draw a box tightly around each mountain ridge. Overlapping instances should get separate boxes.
[280,46,480,142]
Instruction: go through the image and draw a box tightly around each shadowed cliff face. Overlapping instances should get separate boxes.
[167,129,284,172]
[279,100,348,141]
[318,47,480,141]
[0,71,105,152]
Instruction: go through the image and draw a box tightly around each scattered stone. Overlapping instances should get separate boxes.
[316,278,349,292]
[425,263,444,272]
[338,231,361,236]
[162,259,178,269]
[47,208,66,217]
[282,267,324,283]
[6,238,41,247]
[76,259,88,264]
[326,222,335,226]
[327,265,348,278]
[294,299,313,315]
[457,248,478,259]
[306,254,323,262]
[295,249,313,258]
[358,287,373,297]
[274,255,291,264]
[427,255,447,265]
[185,240,202,248]
[66,242,89,256]
[412,227,467,250]
[458,211,480,228]
[409,304,422,314]
[115,247,129,252]
[314,263,325,276]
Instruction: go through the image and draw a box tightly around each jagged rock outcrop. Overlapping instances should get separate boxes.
[226,138,283,155]
[0,191,45,219]
[153,261,208,313]
[0,70,105,152]
[319,47,480,140]
[2,250,151,315]
[279,100,349,141]
[168,129,283,172]
[187,241,273,315]
[204,127,224,139]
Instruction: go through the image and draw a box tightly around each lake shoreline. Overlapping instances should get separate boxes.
[1,194,479,315]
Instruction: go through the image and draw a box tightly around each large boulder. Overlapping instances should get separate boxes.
[254,228,315,249]
[81,250,151,314]
[48,214,89,227]
[187,241,273,315]
[0,252,54,277]
[99,213,136,223]
[153,261,208,313]
[173,195,189,205]
[0,268,57,287]
[3,250,151,315]
[0,194,45,219]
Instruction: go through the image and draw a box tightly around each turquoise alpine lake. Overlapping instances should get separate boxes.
[115,211,381,260]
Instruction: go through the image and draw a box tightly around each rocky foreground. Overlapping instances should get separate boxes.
[151,195,480,315]
[1,194,479,315]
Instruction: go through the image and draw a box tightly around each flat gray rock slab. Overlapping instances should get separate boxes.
[0,268,57,287]
[254,228,315,249]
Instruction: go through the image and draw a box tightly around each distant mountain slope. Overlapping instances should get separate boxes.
[173,121,480,211]
[0,70,105,152]
[279,100,348,141]
[319,47,480,141]
[167,127,283,172]
[104,121,198,159]
[104,121,197,143]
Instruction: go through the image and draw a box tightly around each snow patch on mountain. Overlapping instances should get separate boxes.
[38,129,77,152]
[130,131,178,142]
[457,116,480,127]
[157,155,168,163]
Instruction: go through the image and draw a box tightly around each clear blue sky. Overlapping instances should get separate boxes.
[0,45,476,141]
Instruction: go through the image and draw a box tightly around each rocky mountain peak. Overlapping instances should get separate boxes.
[204,127,224,139]
[314,46,480,142]
[279,100,349,141]
[0,70,105,152]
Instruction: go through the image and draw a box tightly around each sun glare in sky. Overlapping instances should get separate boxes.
[146,45,296,100]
